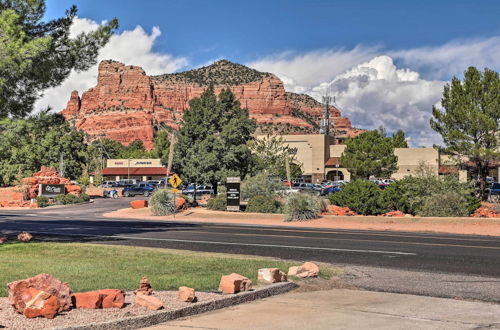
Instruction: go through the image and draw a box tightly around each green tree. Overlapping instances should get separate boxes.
[249,133,302,179]
[174,87,256,191]
[430,67,500,198]
[150,130,170,165]
[0,0,118,117]
[392,129,409,148]
[119,140,149,159]
[340,129,398,179]
[0,111,87,184]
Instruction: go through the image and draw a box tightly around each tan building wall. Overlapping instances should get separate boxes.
[106,159,162,168]
[392,148,439,180]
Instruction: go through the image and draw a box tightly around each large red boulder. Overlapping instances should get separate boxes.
[218,273,252,294]
[288,262,320,278]
[8,273,72,313]
[71,291,105,309]
[97,289,126,308]
[178,286,196,302]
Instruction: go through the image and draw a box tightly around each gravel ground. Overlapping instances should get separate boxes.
[0,291,225,330]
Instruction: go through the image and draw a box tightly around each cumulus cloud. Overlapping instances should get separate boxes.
[248,36,500,146]
[35,17,188,112]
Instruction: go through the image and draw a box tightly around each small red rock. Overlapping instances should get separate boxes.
[17,232,32,242]
[258,268,281,283]
[0,236,7,244]
[218,273,252,294]
[135,276,153,295]
[23,289,60,319]
[71,292,105,309]
[97,289,125,309]
[178,286,196,302]
[135,293,164,310]
[288,262,319,278]
[130,200,148,209]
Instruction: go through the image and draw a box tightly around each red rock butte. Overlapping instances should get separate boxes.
[61,59,362,149]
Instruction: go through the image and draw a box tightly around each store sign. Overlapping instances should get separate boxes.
[39,184,65,196]
[226,177,241,212]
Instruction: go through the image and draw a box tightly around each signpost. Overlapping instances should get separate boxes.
[39,184,65,197]
[168,174,182,220]
[226,177,241,212]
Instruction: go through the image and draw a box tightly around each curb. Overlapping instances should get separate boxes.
[55,282,298,330]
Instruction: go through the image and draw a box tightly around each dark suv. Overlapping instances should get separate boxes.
[122,183,155,197]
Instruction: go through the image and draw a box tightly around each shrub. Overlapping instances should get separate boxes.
[178,193,195,208]
[207,193,227,211]
[36,196,49,208]
[79,193,90,202]
[241,172,283,200]
[284,193,323,221]
[149,189,177,216]
[419,192,471,217]
[330,180,385,215]
[246,195,282,213]
[54,194,80,205]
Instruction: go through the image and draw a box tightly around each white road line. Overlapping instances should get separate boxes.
[21,230,417,256]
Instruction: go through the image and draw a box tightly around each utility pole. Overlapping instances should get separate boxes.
[166,133,176,175]
[320,95,332,136]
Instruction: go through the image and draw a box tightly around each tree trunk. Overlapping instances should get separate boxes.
[477,160,487,201]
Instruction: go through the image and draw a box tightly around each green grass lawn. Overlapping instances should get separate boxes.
[0,242,340,296]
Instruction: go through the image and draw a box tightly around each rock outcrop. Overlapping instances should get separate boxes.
[61,60,362,149]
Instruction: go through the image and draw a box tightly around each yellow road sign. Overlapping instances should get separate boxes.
[169,173,182,188]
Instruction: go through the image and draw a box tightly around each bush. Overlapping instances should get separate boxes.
[54,194,80,205]
[241,172,283,200]
[330,180,385,215]
[284,193,323,221]
[419,192,472,217]
[79,193,90,202]
[380,175,480,216]
[36,196,49,208]
[149,189,176,216]
[246,195,282,213]
[207,193,227,211]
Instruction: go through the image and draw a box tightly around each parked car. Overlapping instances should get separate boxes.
[320,183,343,196]
[116,179,138,187]
[100,181,118,188]
[292,183,314,192]
[122,183,156,197]
[182,184,214,196]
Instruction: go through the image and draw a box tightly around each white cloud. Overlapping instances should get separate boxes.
[248,36,500,146]
[35,17,188,112]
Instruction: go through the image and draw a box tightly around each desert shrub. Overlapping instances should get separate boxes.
[284,193,323,221]
[380,175,480,216]
[330,180,385,215]
[36,196,49,208]
[241,172,283,200]
[246,195,282,213]
[54,194,80,205]
[207,193,227,211]
[178,193,195,208]
[149,189,176,216]
[419,192,471,217]
[79,193,90,202]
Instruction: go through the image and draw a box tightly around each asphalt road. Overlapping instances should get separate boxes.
[1,199,500,279]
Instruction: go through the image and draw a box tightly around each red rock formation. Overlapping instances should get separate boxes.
[61,60,363,148]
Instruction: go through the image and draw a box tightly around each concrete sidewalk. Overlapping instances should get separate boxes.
[144,289,500,330]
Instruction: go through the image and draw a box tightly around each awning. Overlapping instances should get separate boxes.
[101,167,168,176]
[325,157,342,167]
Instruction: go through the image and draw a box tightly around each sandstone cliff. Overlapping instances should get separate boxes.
[61,60,361,149]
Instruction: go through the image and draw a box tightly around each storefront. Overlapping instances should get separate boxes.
[99,159,167,182]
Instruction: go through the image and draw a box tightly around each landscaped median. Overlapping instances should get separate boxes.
[0,242,339,329]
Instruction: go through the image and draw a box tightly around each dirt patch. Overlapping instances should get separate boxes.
[103,207,500,237]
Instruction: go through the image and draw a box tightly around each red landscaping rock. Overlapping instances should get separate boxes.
[218,273,253,294]
[8,274,72,313]
[20,166,80,199]
[383,210,406,217]
[71,291,106,309]
[279,271,288,282]
[0,236,7,244]
[135,276,153,295]
[323,205,357,216]
[96,289,126,309]
[178,286,196,302]
[135,293,164,310]
[288,262,320,278]
[176,197,186,209]
[17,232,33,242]
[472,203,500,218]
[257,268,281,283]
[130,200,148,209]
[23,289,60,319]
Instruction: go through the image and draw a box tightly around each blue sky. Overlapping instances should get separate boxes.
[46,0,500,72]
[41,1,500,146]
